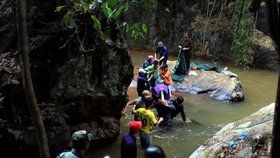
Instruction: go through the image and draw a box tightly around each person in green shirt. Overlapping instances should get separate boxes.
[179,32,192,74]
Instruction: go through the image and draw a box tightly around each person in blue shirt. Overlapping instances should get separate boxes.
[56,130,93,158]
[155,41,169,66]
[137,68,150,97]
[121,121,142,158]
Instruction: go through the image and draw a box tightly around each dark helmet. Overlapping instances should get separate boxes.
[144,144,166,158]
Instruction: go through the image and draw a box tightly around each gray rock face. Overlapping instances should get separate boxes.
[172,70,244,102]
[189,103,274,158]
[252,29,278,70]
[0,1,133,157]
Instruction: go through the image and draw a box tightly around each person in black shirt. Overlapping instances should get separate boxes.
[170,96,192,123]
[179,32,192,74]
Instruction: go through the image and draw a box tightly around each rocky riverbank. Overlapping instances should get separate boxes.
[190,103,274,158]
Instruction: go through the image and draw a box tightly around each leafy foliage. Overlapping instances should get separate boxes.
[232,0,254,66]
[55,0,148,41]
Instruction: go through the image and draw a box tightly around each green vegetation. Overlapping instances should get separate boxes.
[232,0,254,66]
[55,0,147,41]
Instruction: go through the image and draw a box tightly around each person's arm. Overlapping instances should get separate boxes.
[122,99,139,115]
[157,117,164,126]
[182,47,190,51]
[178,104,190,123]
[179,104,187,122]
[182,40,191,51]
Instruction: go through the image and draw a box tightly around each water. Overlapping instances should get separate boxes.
[90,50,278,158]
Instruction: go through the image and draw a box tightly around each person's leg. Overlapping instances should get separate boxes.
[140,131,149,149]
[185,53,191,74]
[166,113,172,128]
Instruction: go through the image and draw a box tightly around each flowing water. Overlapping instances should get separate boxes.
[90,50,278,158]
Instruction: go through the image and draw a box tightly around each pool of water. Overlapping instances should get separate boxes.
[90,50,278,158]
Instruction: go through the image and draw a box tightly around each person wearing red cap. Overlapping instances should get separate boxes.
[121,121,142,158]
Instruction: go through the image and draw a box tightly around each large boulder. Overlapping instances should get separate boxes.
[252,29,278,70]
[190,103,274,158]
[0,1,133,157]
[172,69,244,102]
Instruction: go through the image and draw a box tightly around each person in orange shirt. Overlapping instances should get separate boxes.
[160,64,173,96]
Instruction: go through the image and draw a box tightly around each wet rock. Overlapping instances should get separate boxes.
[172,70,244,102]
[190,103,274,158]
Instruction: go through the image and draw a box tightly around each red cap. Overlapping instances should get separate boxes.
[129,121,142,133]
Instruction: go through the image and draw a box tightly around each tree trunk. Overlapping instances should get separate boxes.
[266,0,280,158]
[16,0,50,157]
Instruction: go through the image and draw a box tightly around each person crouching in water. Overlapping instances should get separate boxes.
[132,97,163,148]
[121,121,142,158]
[170,96,192,123]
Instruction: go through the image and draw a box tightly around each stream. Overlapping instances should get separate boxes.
[90,50,278,158]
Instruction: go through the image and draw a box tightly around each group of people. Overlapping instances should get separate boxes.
[56,32,192,158]
[120,32,193,158]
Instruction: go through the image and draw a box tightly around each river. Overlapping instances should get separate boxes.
[90,50,278,158]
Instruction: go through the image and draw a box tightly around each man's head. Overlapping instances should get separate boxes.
[71,130,93,151]
[144,96,154,109]
[142,90,151,98]
[183,32,189,39]
[144,144,166,158]
[129,121,142,134]
[176,96,184,104]
[138,68,146,76]
[147,55,154,62]
[157,41,164,47]
[153,60,159,68]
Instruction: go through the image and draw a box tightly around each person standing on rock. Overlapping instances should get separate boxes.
[56,130,93,158]
[155,41,169,66]
[121,121,142,158]
[178,32,192,74]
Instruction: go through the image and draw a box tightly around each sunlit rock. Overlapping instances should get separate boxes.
[189,103,274,158]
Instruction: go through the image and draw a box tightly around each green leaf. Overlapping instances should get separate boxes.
[55,6,65,12]
[101,3,112,17]
[125,23,130,33]
[113,2,128,19]
[132,23,139,30]
[62,12,75,29]
[142,23,147,33]
[99,31,106,41]
[81,2,89,11]
[91,15,101,31]
[108,0,118,7]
